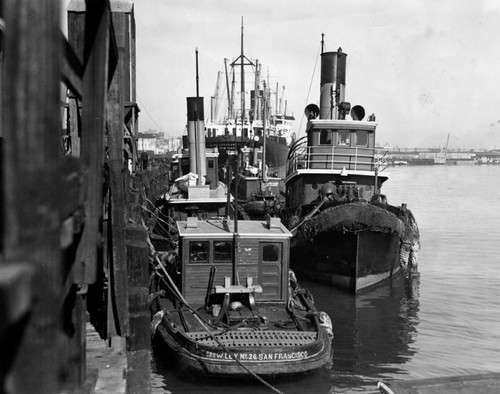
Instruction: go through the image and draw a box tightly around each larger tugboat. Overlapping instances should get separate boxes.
[281,39,420,293]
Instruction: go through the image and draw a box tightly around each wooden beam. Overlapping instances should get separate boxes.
[3,0,64,392]
[73,2,111,284]
[106,9,129,336]
[125,224,151,394]
[61,32,83,100]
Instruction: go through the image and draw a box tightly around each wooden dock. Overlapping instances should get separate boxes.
[0,1,159,393]
[378,373,500,394]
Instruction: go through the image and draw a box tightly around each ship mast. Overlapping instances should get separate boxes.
[230,17,254,123]
[262,80,268,182]
[240,18,245,123]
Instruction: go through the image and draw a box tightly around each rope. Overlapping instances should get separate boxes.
[297,43,321,139]
[153,255,285,394]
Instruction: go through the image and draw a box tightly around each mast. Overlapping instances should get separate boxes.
[229,18,254,123]
[240,17,245,123]
[443,133,450,155]
[211,71,222,122]
[230,67,235,119]
[275,82,278,116]
[257,63,262,120]
[262,80,268,182]
[252,59,259,123]
[224,58,231,119]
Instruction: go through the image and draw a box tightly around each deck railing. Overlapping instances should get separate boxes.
[287,138,382,176]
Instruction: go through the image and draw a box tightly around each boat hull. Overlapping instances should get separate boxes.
[154,317,332,376]
[291,230,401,293]
[285,201,410,293]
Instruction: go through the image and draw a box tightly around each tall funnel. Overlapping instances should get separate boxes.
[320,49,347,119]
[187,97,206,184]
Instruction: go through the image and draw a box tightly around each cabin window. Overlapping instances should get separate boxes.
[319,130,332,145]
[208,159,214,169]
[213,241,233,263]
[189,241,209,263]
[355,130,368,146]
[262,243,282,262]
[338,130,350,146]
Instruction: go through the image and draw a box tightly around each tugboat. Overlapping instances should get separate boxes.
[233,81,284,220]
[234,145,283,220]
[149,216,333,376]
[149,49,333,379]
[281,38,420,293]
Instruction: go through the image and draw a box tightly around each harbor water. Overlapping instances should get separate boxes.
[151,164,500,393]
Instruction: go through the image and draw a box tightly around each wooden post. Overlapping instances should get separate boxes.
[125,224,151,394]
[70,1,111,285]
[107,7,129,337]
[3,0,63,392]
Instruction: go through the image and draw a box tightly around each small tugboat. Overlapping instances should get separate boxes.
[148,49,332,379]
[233,81,284,220]
[149,216,333,376]
[281,38,420,293]
[234,145,283,220]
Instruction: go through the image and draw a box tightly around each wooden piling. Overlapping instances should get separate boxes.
[2,0,64,392]
[125,224,151,394]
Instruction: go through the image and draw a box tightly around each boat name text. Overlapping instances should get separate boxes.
[205,351,308,361]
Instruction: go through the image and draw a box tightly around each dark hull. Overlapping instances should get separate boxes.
[290,229,401,293]
[265,137,289,178]
[284,201,414,293]
[150,275,333,376]
[154,321,332,376]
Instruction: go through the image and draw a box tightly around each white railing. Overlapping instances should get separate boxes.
[287,139,377,176]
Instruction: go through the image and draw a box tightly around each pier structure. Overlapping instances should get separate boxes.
[1,1,153,393]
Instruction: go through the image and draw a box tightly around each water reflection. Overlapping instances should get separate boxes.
[303,272,421,390]
[151,272,420,393]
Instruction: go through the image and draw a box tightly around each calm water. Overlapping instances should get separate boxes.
[151,165,500,393]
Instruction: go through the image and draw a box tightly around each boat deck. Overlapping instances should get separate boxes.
[159,298,318,337]
[186,330,318,347]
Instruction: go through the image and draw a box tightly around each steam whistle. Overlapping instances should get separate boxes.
[350,105,365,121]
[304,103,320,120]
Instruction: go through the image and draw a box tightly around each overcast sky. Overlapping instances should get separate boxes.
[125,1,500,149]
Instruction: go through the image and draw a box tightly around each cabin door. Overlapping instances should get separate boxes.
[258,242,283,300]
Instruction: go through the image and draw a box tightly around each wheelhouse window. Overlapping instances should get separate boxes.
[213,241,233,263]
[189,241,209,263]
[355,130,368,146]
[338,130,350,146]
[319,130,332,145]
[262,243,282,262]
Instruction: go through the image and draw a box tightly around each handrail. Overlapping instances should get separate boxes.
[286,139,384,176]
